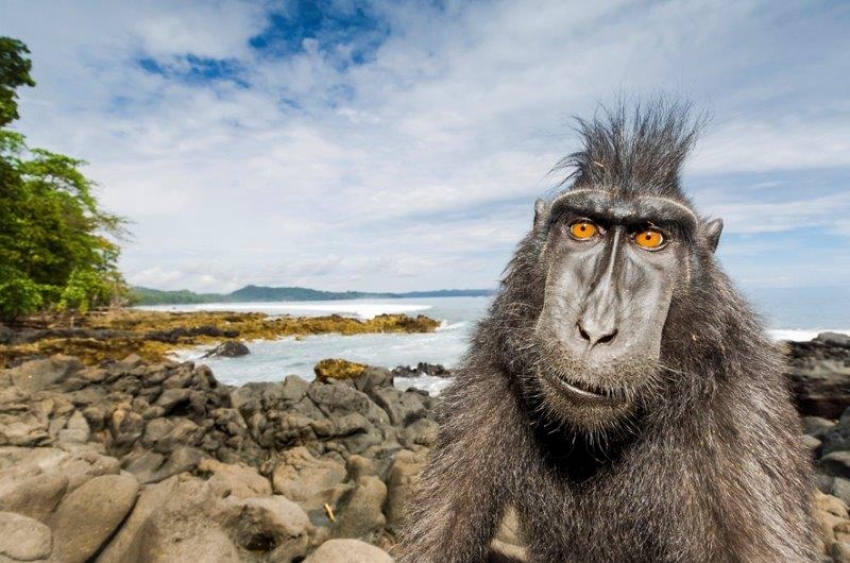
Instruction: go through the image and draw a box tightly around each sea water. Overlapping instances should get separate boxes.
[143,287,850,393]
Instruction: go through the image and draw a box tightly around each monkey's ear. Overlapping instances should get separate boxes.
[534,198,551,231]
[701,218,723,253]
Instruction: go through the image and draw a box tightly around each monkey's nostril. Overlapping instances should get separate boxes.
[576,321,617,346]
[597,329,618,345]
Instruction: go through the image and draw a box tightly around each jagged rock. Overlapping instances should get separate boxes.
[787,337,850,419]
[202,340,250,358]
[47,474,139,563]
[371,387,427,427]
[332,475,387,541]
[0,511,53,562]
[272,447,350,517]
[303,539,395,563]
[385,449,427,534]
[58,411,91,444]
[7,355,84,393]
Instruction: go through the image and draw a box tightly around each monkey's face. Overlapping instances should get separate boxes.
[531,189,722,431]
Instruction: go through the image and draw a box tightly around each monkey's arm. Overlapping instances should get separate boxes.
[397,368,523,563]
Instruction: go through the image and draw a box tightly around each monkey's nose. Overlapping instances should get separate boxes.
[576,320,618,347]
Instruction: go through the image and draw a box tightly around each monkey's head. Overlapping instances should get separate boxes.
[512,103,723,433]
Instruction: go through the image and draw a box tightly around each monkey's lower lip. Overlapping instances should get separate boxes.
[543,372,627,404]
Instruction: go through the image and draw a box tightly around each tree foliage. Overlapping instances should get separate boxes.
[0,36,127,320]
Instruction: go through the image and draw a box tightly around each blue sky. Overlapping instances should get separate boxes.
[1,0,848,292]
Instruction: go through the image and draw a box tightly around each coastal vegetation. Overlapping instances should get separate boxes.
[0,37,127,320]
[131,285,493,305]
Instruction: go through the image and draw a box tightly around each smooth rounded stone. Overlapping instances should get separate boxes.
[48,474,140,563]
[197,458,271,499]
[123,446,206,485]
[140,527,241,563]
[0,445,119,508]
[821,452,850,479]
[0,511,52,561]
[272,447,349,513]
[0,470,68,522]
[304,539,394,563]
[224,496,310,561]
[332,476,387,540]
[95,477,178,563]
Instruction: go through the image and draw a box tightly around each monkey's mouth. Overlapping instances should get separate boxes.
[542,372,628,405]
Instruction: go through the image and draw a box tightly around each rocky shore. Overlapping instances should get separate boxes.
[0,309,441,368]
[0,329,848,562]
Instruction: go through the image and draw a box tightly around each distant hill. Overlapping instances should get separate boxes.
[130,284,494,306]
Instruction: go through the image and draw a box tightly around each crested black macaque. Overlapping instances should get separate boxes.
[398,102,817,563]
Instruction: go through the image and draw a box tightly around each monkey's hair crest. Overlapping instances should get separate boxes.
[556,99,704,200]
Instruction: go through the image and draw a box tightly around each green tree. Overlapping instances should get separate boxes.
[0,36,128,320]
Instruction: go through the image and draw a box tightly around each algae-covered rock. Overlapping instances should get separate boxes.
[314,359,368,382]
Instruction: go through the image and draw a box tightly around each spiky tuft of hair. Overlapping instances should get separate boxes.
[557,99,704,199]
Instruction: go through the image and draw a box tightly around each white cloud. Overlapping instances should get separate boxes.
[2,0,849,291]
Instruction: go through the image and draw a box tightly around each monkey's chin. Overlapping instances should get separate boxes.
[539,371,636,430]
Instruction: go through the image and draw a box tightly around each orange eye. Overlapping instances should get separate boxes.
[569,221,598,240]
[634,229,665,249]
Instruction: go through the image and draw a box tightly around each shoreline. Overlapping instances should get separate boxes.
[0,309,441,369]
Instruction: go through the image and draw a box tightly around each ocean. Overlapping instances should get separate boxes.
[142,286,850,392]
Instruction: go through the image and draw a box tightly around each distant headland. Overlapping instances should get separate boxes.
[131,285,495,306]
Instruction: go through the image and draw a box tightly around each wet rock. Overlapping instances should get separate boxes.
[391,363,451,378]
[202,340,250,359]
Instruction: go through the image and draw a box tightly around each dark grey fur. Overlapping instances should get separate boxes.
[398,101,817,563]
